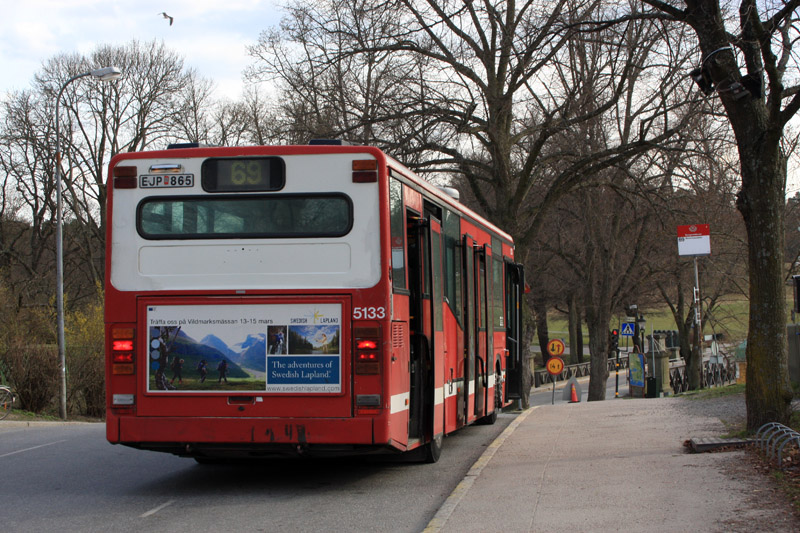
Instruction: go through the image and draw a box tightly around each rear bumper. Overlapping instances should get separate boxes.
[110,415,375,447]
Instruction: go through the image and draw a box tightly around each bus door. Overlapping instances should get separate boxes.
[483,244,496,414]
[407,214,434,441]
[504,261,525,400]
[462,235,476,421]
[474,245,490,419]
[427,217,445,440]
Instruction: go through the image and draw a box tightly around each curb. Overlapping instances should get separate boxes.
[0,420,97,428]
[422,406,539,532]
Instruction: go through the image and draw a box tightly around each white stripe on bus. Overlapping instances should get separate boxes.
[390,392,410,414]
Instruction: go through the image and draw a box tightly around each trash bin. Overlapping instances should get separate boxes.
[646,377,658,398]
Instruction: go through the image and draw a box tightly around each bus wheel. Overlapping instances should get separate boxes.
[194,456,226,465]
[477,408,497,425]
[423,433,443,463]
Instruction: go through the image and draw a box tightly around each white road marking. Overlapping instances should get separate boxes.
[140,499,177,518]
[0,440,66,458]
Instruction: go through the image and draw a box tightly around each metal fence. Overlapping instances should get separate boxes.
[668,358,737,394]
[533,353,737,393]
[534,355,630,388]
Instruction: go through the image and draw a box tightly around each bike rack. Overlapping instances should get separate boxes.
[755,422,800,468]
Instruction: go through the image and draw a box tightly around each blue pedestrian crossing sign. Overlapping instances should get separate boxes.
[620,322,635,337]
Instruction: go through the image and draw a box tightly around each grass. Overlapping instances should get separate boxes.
[546,283,800,351]
[674,383,750,438]
[546,295,751,346]
[677,383,746,400]
[771,469,800,514]
[2,408,63,422]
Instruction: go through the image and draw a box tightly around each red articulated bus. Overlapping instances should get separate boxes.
[104,141,524,463]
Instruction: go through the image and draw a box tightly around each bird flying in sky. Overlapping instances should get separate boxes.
[158,12,174,26]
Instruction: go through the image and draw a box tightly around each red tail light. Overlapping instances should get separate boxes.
[356,340,377,350]
[113,353,134,363]
[354,325,381,375]
[111,326,135,375]
[112,340,134,351]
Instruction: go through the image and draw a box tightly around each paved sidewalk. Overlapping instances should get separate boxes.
[426,398,799,533]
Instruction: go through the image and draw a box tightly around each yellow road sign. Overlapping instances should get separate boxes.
[547,339,565,357]
[546,356,565,375]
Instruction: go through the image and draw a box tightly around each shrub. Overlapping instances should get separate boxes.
[0,294,59,414]
[2,343,59,414]
[65,290,105,418]
[0,285,107,418]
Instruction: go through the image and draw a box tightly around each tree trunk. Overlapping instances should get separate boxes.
[519,297,536,409]
[649,0,799,432]
[738,149,794,429]
[568,293,583,364]
[585,309,611,401]
[530,275,550,366]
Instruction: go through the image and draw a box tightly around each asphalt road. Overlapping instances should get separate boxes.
[1,415,512,533]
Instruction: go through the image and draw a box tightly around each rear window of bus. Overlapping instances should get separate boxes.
[136,194,353,239]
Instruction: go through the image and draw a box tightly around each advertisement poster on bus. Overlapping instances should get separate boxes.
[146,303,341,393]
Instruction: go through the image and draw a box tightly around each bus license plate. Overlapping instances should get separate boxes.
[140,174,194,188]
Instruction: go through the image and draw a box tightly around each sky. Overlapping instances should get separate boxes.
[0,0,283,99]
[3,1,799,198]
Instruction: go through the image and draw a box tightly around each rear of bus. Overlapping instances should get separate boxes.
[104,144,392,459]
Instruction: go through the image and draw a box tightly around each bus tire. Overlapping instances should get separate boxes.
[476,408,498,425]
[423,433,443,463]
[194,456,226,465]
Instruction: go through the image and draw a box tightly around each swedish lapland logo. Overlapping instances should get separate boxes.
[305,308,338,325]
[303,309,325,324]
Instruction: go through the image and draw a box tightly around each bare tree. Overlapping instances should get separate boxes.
[174,69,216,144]
[0,89,59,309]
[646,108,747,390]
[250,0,697,402]
[0,40,207,319]
[203,88,285,147]
[538,168,660,400]
[239,87,284,145]
[33,41,203,294]
[639,0,798,428]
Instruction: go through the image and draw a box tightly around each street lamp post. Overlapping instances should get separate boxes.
[55,66,122,420]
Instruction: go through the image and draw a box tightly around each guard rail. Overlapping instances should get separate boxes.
[534,355,629,388]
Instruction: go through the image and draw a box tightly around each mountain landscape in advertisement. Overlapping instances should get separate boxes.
[147,303,342,393]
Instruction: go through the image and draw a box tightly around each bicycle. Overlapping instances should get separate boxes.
[0,385,15,420]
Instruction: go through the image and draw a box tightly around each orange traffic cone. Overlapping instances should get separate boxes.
[569,383,579,403]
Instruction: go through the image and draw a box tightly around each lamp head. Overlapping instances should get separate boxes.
[90,66,122,82]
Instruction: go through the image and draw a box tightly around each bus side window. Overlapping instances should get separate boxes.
[493,257,504,328]
[390,178,406,290]
[443,208,462,324]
